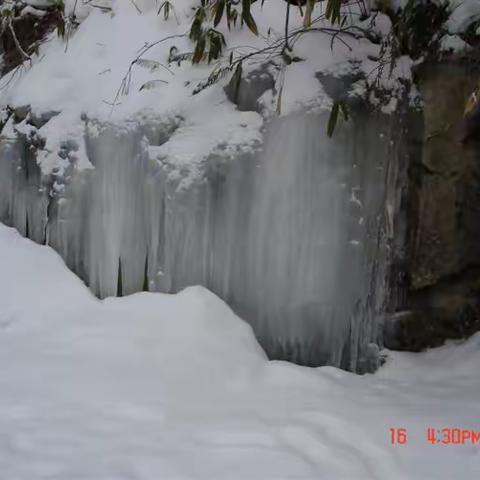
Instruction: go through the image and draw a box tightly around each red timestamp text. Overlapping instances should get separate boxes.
[389,427,480,445]
[390,428,408,444]
[427,428,480,445]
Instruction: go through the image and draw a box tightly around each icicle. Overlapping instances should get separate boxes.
[0,111,398,370]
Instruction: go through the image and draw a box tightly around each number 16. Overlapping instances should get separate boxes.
[390,428,407,444]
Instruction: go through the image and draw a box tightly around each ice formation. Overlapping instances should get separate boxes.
[0,0,411,370]
[0,105,402,371]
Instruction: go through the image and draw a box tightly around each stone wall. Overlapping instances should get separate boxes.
[388,59,480,350]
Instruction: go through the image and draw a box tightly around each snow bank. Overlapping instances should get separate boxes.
[0,0,401,179]
[1,221,480,479]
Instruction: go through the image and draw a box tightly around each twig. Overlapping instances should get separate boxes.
[102,99,122,107]
[129,0,142,14]
[8,20,31,63]
[109,33,187,115]
[285,2,291,49]
[0,63,26,91]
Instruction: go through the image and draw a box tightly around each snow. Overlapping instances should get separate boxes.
[1,3,480,473]
[23,0,57,8]
[440,33,471,53]
[447,0,480,34]
[1,221,480,479]
[20,5,47,17]
[0,0,411,178]
[1,0,271,177]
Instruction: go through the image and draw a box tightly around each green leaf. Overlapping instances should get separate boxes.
[230,61,243,103]
[205,29,226,63]
[139,79,168,91]
[340,101,349,121]
[226,2,232,30]
[303,0,314,28]
[325,0,334,20]
[213,0,225,27]
[135,58,161,71]
[189,19,201,41]
[327,101,349,137]
[157,1,171,20]
[241,0,258,35]
[242,11,258,35]
[327,101,340,138]
[192,35,206,64]
[190,7,206,41]
[326,0,342,25]
[56,17,66,39]
[276,86,283,115]
[333,2,341,24]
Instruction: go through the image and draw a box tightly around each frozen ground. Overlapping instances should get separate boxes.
[0,222,479,479]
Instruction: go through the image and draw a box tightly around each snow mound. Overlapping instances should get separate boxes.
[1,221,480,479]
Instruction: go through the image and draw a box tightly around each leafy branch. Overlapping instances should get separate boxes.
[110,33,187,113]
[192,17,364,96]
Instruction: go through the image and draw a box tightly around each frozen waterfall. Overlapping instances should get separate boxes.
[0,110,401,371]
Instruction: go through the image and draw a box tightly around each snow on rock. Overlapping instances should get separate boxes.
[23,0,57,8]
[19,5,46,17]
[1,221,480,479]
[440,33,471,53]
[63,0,110,21]
[447,0,480,34]
[2,0,273,177]
[0,0,413,178]
[356,11,393,38]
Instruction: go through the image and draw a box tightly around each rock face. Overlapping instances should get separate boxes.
[224,63,277,113]
[410,62,480,288]
[391,59,480,350]
[0,2,63,75]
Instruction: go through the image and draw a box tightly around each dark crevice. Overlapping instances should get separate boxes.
[117,258,123,297]
[142,253,149,292]
[25,211,29,239]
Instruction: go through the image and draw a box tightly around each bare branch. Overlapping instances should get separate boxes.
[8,19,31,63]
[109,33,187,115]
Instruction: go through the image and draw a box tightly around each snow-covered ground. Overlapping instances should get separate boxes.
[1,221,479,480]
